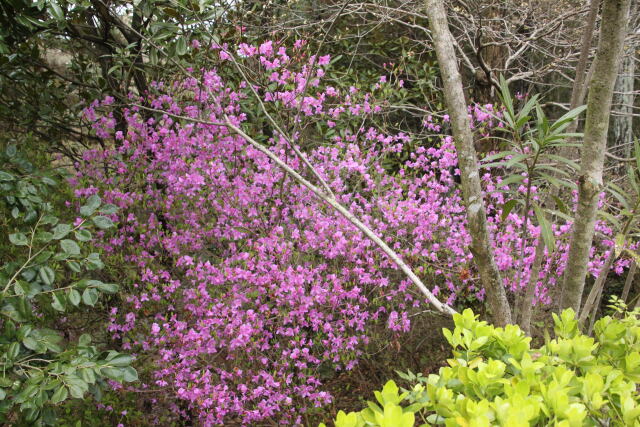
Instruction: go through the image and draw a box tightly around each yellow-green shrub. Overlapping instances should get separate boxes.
[322,301,640,426]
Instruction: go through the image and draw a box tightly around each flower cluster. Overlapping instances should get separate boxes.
[75,41,626,424]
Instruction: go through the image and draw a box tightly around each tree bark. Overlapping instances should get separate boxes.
[559,0,632,314]
[425,0,512,326]
[608,45,635,165]
[521,0,600,328]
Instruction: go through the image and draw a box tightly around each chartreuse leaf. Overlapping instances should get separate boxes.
[324,303,640,427]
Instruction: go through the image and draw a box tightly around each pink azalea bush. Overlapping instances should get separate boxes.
[73,40,627,424]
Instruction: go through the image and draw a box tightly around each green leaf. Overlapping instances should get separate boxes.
[51,293,65,312]
[498,174,525,188]
[82,288,99,306]
[74,229,92,242]
[85,253,104,270]
[38,266,55,285]
[501,199,519,221]
[92,216,114,229]
[99,204,118,215]
[79,195,101,217]
[79,368,96,384]
[68,289,81,306]
[100,367,124,382]
[50,385,68,404]
[68,261,81,273]
[95,282,118,294]
[123,367,138,382]
[176,37,187,56]
[9,233,28,246]
[8,342,20,360]
[35,231,54,243]
[66,377,87,399]
[5,145,17,157]
[533,203,555,252]
[60,239,80,255]
[51,224,71,240]
[48,0,64,21]
[107,354,132,367]
[78,334,91,346]
[23,336,38,351]
[0,171,14,181]
[615,234,625,257]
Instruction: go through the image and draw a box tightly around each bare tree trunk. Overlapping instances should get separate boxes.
[570,0,602,130]
[578,248,616,326]
[518,236,545,334]
[519,0,600,332]
[621,260,636,303]
[559,0,632,314]
[608,45,635,165]
[425,0,512,326]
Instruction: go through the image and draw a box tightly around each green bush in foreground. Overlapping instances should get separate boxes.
[322,300,640,426]
[0,146,136,425]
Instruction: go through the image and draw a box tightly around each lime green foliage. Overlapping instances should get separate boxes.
[0,146,136,425]
[323,304,640,426]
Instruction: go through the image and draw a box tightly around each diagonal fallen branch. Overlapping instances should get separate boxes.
[131,103,455,316]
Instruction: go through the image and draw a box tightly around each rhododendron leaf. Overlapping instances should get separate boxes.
[501,199,518,221]
[533,203,554,252]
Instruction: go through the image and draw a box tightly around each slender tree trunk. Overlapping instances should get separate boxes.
[518,236,545,335]
[621,260,636,303]
[608,45,635,166]
[520,0,600,331]
[425,0,512,326]
[570,0,602,132]
[578,249,616,326]
[559,0,632,314]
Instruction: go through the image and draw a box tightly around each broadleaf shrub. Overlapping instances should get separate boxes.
[0,145,136,425]
[323,303,640,426]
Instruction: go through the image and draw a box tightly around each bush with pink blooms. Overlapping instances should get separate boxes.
[73,41,627,424]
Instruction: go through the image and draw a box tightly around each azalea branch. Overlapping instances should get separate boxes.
[131,103,455,316]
